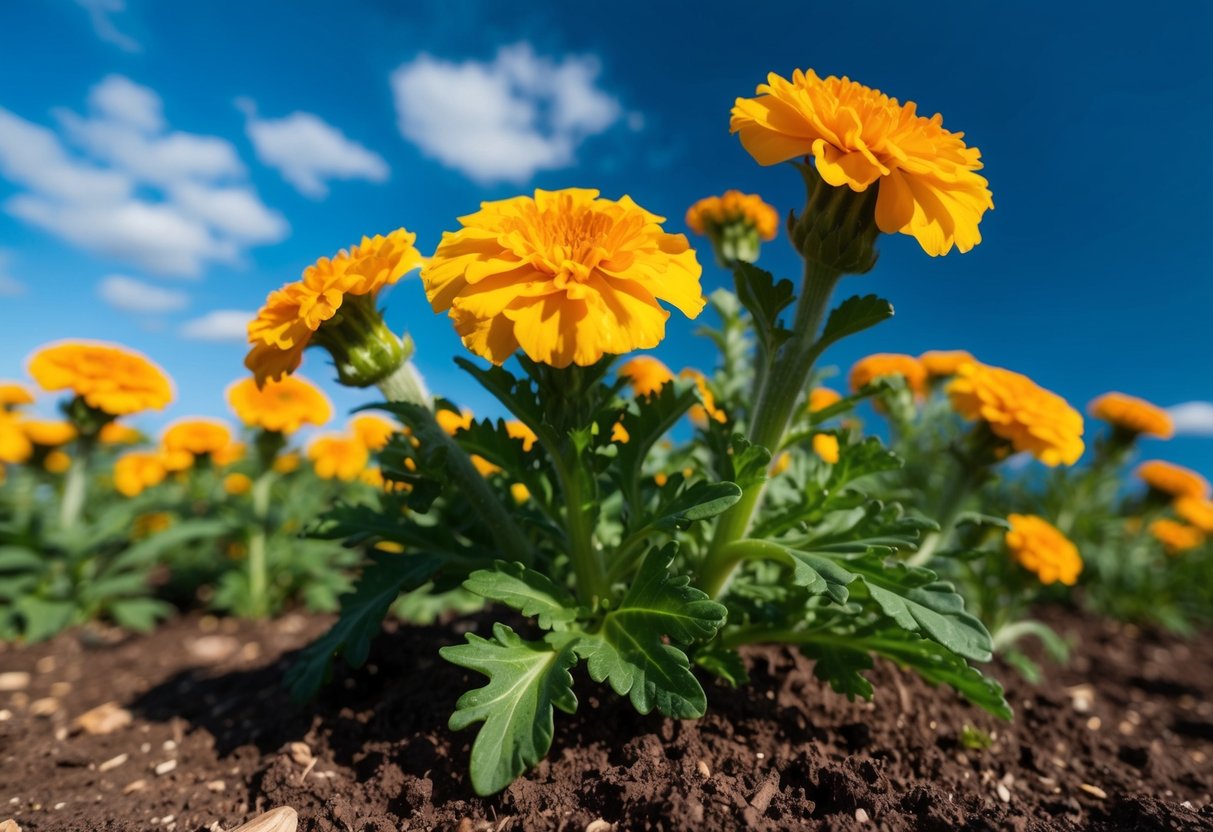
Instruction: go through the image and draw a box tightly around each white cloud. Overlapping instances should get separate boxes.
[98,275,189,313]
[0,77,286,277]
[390,43,622,184]
[179,309,253,342]
[0,251,25,297]
[1168,402,1213,437]
[75,0,140,53]
[238,99,389,198]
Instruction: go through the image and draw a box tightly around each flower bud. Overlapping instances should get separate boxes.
[789,162,880,275]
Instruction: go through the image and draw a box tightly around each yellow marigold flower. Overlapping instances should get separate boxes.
[22,419,77,447]
[1176,496,1213,534]
[611,421,630,443]
[618,356,675,398]
[681,368,727,427]
[161,418,233,458]
[43,450,71,474]
[1005,514,1082,586]
[807,387,842,414]
[273,452,302,474]
[350,413,399,452]
[919,350,976,379]
[471,455,502,477]
[212,442,245,467]
[99,422,142,445]
[3,417,36,463]
[1088,393,1174,440]
[1149,518,1206,555]
[0,381,34,409]
[654,472,669,488]
[223,472,253,496]
[27,341,172,416]
[849,354,927,396]
[948,363,1084,466]
[813,433,840,464]
[245,229,424,385]
[227,375,332,435]
[132,511,172,539]
[506,420,538,452]
[308,434,370,482]
[1136,460,1210,500]
[731,69,992,256]
[422,188,705,367]
[510,482,531,504]
[112,451,169,497]
[436,408,474,436]
[686,190,779,240]
[375,540,405,554]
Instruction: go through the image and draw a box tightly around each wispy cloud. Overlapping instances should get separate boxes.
[74,0,140,53]
[0,76,287,278]
[97,274,189,314]
[0,250,25,297]
[390,43,622,184]
[179,309,253,342]
[1168,402,1213,437]
[237,99,389,198]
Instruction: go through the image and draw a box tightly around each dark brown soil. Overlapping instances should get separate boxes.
[1,608,1211,831]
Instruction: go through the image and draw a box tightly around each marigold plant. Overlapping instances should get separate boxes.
[227,375,333,435]
[27,341,173,417]
[1136,460,1210,500]
[1088,392,1173,440]
[1005,514,1082,586]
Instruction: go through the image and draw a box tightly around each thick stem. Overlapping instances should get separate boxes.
[556,457,609,605]
[58,442,92,530]
[377,360,432,409]
[247,470,274,618]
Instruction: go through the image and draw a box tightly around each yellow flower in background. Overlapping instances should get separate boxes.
[308,434,370,482]
[0,381,35,410]
[162,418,233,458]
[812,433,840,464]
[730,69,992,256]
[849,354,927,397]
[948,363,1084,466]
[510,482,531,504]
[686,190,780,240]
[1136,460,1210,500]
[1088,393,1174,440]
[471,455,502,477]
[350,413,399,452]
[223,472,253,496]
[436,408,474,436]
[919,350,976,379]
[807,387,842,414]
[132,511,173,539]
[681,368,727,427]
[423,188,705,367]
[99,422,143,445]
[22,419,77,447]
[43,450,71,474]
[769,452,791,476]
[1149,518,1206,554]
[227,375,332,435]
[28,341,173,416]
[1175,496,1213,534]
[1005,514,1082,586]
[112,451,169,497]
[505,420,538,452]
[273,452,302,474]
[610,421,630,443]
[211,442,246,467]
[245,229,423,384]
[618,356,675,398]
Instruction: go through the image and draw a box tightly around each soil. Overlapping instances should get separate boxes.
[1,608,1211,832]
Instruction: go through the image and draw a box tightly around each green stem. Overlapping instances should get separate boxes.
[907,461,983,567]
[555,455,608,605]
[700,261,842,598]
[58,441,92,530]
[248,470,274,617]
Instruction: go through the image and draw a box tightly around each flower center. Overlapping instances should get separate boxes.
[518,201,617,286]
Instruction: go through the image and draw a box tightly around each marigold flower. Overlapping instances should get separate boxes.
[849,354,927,397]
[506,420,538,452]
[227,375,332,435]
[308,434,370,482]
[27,341,173,416]
[99,422,142,445]
[273,452,302,474]
[618,356,675,398]
[112,451,169,497]
[161,418,233,459]
[948,363,1084,466]
[132,511,173,538]
[0,382,34,410]
[1136,460,1210,500]
[611,421,630,443]
[731,69,992,256]
[350,413,399,452]
[211,442,245,467]
[919,350,976,379]
[1088,393,1173,440]
[43,450,71,474]
[245,229,424,385]
[685,190,779,265]
[22,419,77,447]
[471,455,502,477]
[1149,518,1206,555]
[436,408,474,436]
[223,472,253,496]
[1005,514,1082,586]
[423,188,705,367]
[681,368,727,427]
[807,387,842,414]
[510,483,531,504]
[813,433,840,464]
[1175,496,1213,534]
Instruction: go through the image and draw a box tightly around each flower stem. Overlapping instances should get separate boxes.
[58,441,92,530]
[907,456,984,567]
[247,471,274,618]
[554,454,608,605]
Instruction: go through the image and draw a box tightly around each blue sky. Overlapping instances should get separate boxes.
[0,0,1210,474]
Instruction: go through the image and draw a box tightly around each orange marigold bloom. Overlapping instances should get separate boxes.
[0,416,30,464]
[849,354,927,397]
[422,188,705,367]
[245,229,424,385]
[1175,496,1213,533]
[1149,518,1206,555]
[273,452,302,474]
[681,368,727,427]
[223,472,253,496]
[350,413,399,452]
[436,408,474,436]
[43,450,71,474]
[807,386,842,413]
[471,455,502,477]
[948,363,1084,466]
[618,356,675,398]
[813,433,840,464]
[731,69,992,256]
[919,350,976,379]
[610,421,630,443]
[227,375,332,435]
[99,422,143,445]
[1088,392,1174,439]
[27,341,172,416]
[1136,460,1210,500]
[685,190,779,240]
[308,434,370,482]
[22,419,77,447]
[510,483,531,504]
[1005,514,1082,586]
[112,451,169,497]
[161,418,233,458]
[0,381,35,409]
[211,442,245,467]
[506,420,538,452]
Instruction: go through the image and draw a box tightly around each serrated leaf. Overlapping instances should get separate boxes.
[817,294,893,351]
[784,550,856,604]
[693,643,749,687]
[611,381,700,514]
[728,435,772,491]
[288,552,442,700]
[575,545,726,718]
[861,629,1011,719]
[809,644,875,699]
[733,262,794,359]
[651,481,743,531]
[441,623,579,796]
[463,561,579,631]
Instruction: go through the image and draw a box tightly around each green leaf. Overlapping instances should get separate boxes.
[441,623,579,796]
[287,552,442,700]
[728,435,772,492]
[108,598,173,631]
[816,294,893,352]
[651,481,743,531]
[15,597,76,642]
[693,643,749,687]
[732,262,794,359]
[861,629,1011,719]
[453,359,556,447]
[109,519,232,572]
[463,561,579,631]
[0,546,43,572]
[611,381,699,513]
[575,545,727,718]
[783,550,856,605]
[809,644,875,699]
